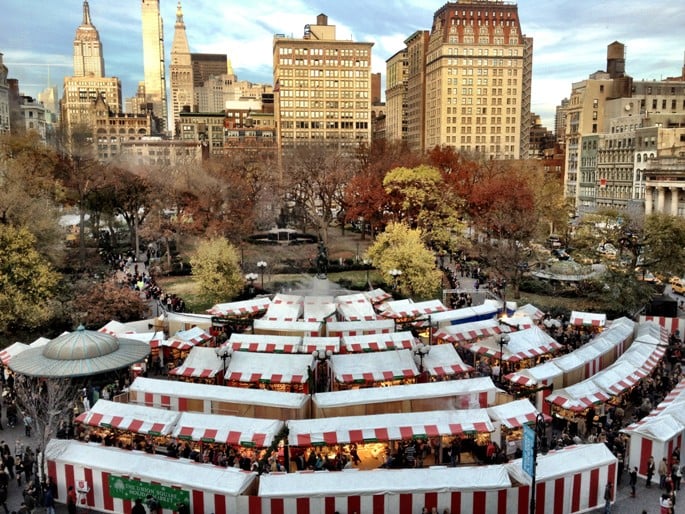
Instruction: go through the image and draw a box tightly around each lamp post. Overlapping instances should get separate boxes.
[215,346,232,386]
[257,261,267,289]
[498,333,510,382]
[363,258,371,288]
[529,412,548,514]
[245,272,258,295]
[413,342,431,373]
[389,268,402,290]
[311,349,333,393]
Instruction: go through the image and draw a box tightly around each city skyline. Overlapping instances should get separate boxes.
[2,0,684,128]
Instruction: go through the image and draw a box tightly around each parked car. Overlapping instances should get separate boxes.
[597,243,618,258]
[551,248,571,261]
[546,235,562,248]
[673,279,685,295]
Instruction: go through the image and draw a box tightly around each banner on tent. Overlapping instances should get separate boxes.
[107,475,189,509]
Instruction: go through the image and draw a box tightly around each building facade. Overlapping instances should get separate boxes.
[73,0,105,78]
[272,13,374,149]
[141,0,168,126]
[0,53,9,134]
[91,94,153,161]
[404,30,429,154]
[170,0,194,136]
[385,49,408,143]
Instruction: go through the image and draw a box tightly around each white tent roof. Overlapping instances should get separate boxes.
[513,304,544,321]
[165,326,212,350]
[635,321,667,346]
[506,443,616,485]
[118,331,165,348]
[468,326,561,362]
[591,360,648,396]
[505,360,563,387]
[627,414,685,442]
[0,342,29,365]
[206,297,271,317]
[429,304,499,325]
[314,377,501,409]
[336,293,377,321]
[169,346,223,378]
[98,320,136,336]
[487,399,544,429]
[303,296,337,322]
[29,336,51,348]
[173,411,284,447]
[166,311,214,329]
[378,299,447,319]
[364,289,392,304]
[227,333,302,354]
[502,316,535,330]
[252,319,322,335]
[331,349,419,384]
[75,399,180,435]
[301,336,340,354]
[326,319,395,336]
[569,311,607,327]
[421,343,473,376]
[258,465,511,497]
[264,294,303,321]
[287,409,494,446]
[226,351,313,385]
[128,377,308,409]
[546,380,612,412]
[341,331,416,353]
[45,439,256,496]
[433,319,506,343]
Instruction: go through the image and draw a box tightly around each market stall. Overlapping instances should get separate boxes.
[303,296,337,322]
[569,310,606,329]
[512,303,545,322]
[46,439,257,514]
[74,399,180,450]
[264,294,304,321]
[501,316,535,330]
[377,299,448,320]
[335,293,377,321]
[224,351,314,393]
[429,302,499,328]
[487,399,548,458]
[126,377,309,419]
[504,361,563,414]
[313,377,502,418]
[162,326,213,372]
[287,408,494,468]
[330,349,419,390]
[433,319,507,344]
[545,379,612,427]
[364,288,393,305]
[206,297,272,318]
[0,342,28,365]
[162,311,214,335]
[301,336,340,354]
[253,319,322,337]
[326,319,395,337]
[341,331,416,353]
[638,314,685,337]
[168,346,224,383]
[227,334,302,354]
[419,343,473,379]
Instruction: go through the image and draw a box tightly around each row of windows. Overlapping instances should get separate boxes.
[278,48,368,57]
[445,96,517,106]
[278,58,368,67]
[279,100,368,109]
[279,79,369,88]
[280,111,368,119]
[451,36,519,45]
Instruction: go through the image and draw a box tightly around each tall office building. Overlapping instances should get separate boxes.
[170,0,193,135]
[191,54,228,89]
[73,0,105,78]
[404,30,429,153]
[141,0,168,127]
[0,54,9,134]
[385,49,408,142]
[273,13,374,148]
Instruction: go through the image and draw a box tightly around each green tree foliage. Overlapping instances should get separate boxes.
[71,280,149,329]
[190,238,244,303]
[365,222,442,299]
[642,213,685,277]
[585,267,656,318]
[0,225,61,334]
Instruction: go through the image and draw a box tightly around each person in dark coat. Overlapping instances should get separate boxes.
[131,498,146,514]
[629,466,638,497]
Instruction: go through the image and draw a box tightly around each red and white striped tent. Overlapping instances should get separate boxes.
[206,297,272,317]
[287,408,494,447]
[253,319,322,337]
[500,316,535,330]
[165,326,213,350]
[639,314,685,338]
[335,293,377,321]
[301,336,340,354]
[377,299,448,320]
[512,303,545,321]
[487,399,547,430]
[169,346,223,379]
[75,399,180,436]
[364,288,392,305]
[505,443,618,514]
[303,296,337,322]
[98,320,136,336]
[326,319,395,337]
[420,343,473,378]
[621,332,667,375]
[505,361,563,389]
[116,331,165,349]
[127,377,309,417]
[165,311,214,334]
[0,342,28,365]
[225,352,313,386]
[430,302,500,327]
[433,319,507,344]
[569,310,606,327]
[590,360,648,396]
[313,377,501,417]
[227,334,302,354]
[172,411,284,447]
[46,439,257,514]
[264,294,303,321]
[341,331,416,353]
[467,326,561,362]
[330,349,419,385]
[545,380,612,413]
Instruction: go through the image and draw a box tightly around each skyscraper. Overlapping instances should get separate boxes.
[170,0,193,135]
[73,0,105,78]
[141,0,168,127]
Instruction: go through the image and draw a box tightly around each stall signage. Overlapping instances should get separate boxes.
[362,437,378,443]
[148,431,161,436]
[108,475,189,510]
[100,423,112,429]
[240,440,256,448]
[201,437,215,443]
[412,434,427,440]
[522,424,535,479]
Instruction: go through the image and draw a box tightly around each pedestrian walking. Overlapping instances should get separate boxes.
[659,457,669,489]
[44,486,56,514]
[629,466,638,497]
[660,492,673,514]
[604,482,613,513]
[66,485,77,514]
[647,456,656,488]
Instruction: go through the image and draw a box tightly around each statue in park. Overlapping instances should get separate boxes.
[316,241,328,278]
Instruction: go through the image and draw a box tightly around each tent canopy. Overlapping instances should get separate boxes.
[545,380,611,412]
[331,349,419,384]
[227,334,302,354]
[341,331,416,353]
[173,411,284,447]
[378,299,447,319]
[433,319,506,343]
[252,319,321,336]
[335,293,377,321]
[487,399,546,429]
[0,342,28,365]
[429,304,499,326]
[505,361,563,387]
[226,351,313,384]
[468,326,561,362]
[206,297,271,317]
[301,336,340,354]
[287,408,494,446]
[420,343,473,376]
[165,326,212,350]
[169,346,223,378]
[569,311,606,327]
[303,296,337,322]
[326,319,395,337]
[75,399,180,435]
[513,304,544,321]
[265,294,303,321]
[364,289,392,305]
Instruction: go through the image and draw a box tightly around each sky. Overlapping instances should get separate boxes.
[2,0,684,129]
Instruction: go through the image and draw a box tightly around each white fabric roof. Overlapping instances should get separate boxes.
[433,319,506,343]
[569,311,607,327]
[335,294,377,321]
[129,377,308,409]
[166,311,214,329]
[506,443,616,484]
[341,331,416,353]
[264,297,303,321]
[253,319,322,335]
[258,465,511,497]
[0,342,29,365]
[173,411,284,447]
[378,299,447,319]
[331,349,419,383]
[206,297,271,317]
[314,377,501,409]
[169,346,223,378]
[326,319,395,336]
[513,304,544,320]
[487,399,543,429]
[364,289,392,304]
[429,304,499,325]
[546,380,612,412]
[627,414,685,442]
[303,296,337,322]
[227,333,302,353]
[76,399,180,435]
[45,440,256,495]
[421,343,473,376]
[301,337,340,354]
[505,360,563,387]
[226,351,313,384]
[287,409,494,446]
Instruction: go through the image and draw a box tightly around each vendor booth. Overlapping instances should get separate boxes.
[569,311,606,329]
[303,296,337,322]
[301,336,340,354]
[313,377,502,418]
[46,439,257,514]
[487,399,548,458]
[639,314,685,337]
[377,299,448,321]
[545,380,612,425]
[264,294,304,321]
[504,361,563,414]
[207,297,272,317]
[330,349,419,390]
[162,326,213,371]
[253,319,322,337]
[227,334,302,354]
[336,293,377,321]
[326,319,395,337]
[433,319,507,344]
[224,351,314,392]
[0,342,28,365]
[512,303,544,322]
[168,346,224,383]
[341,331,416,353]
[126,377,309,419]
[287,408,494,469]
[364,288,393,305]
[429,302,499,327]
[163,311,214,335]
[74,399,180,450]
[419,343,473,379]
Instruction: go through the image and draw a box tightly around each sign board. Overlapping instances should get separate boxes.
[522,423,536,479]
[108,475,189,510]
